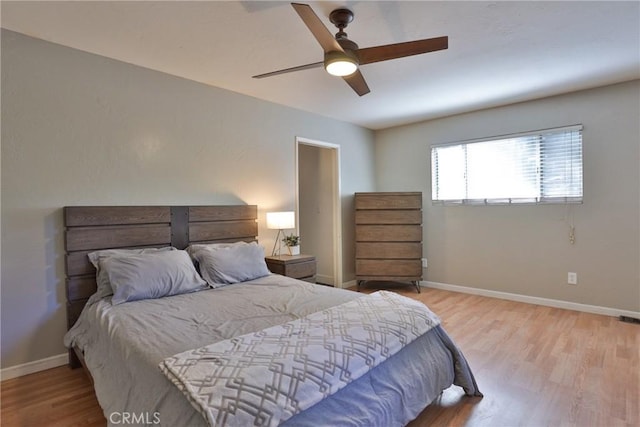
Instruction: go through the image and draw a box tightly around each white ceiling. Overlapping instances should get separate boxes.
[2,1,639,130]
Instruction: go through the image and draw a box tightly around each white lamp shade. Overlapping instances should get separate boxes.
[266,211,295,230]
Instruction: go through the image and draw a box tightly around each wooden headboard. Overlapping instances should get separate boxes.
[64,205,258,367]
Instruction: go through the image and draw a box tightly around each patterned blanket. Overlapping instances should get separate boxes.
[159,291,441,427]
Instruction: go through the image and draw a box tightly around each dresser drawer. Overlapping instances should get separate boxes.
[355,209,422,225]
[356,259,422,277]
[355,225,422,242]
[355,192,422,210]
[265,255,316,282]
[283,260,316,279]
[356,242,422,259]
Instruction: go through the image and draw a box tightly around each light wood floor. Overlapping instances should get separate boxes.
[1,286,638,426]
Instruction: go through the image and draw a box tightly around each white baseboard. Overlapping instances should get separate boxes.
[1,353,68,381]
[341,279,358,290]
[422,281,640,319]
[315,274,334,286]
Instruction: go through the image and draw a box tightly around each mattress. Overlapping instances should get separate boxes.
[64,274,480,426]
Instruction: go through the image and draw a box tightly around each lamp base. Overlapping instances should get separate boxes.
[271,229,285,256]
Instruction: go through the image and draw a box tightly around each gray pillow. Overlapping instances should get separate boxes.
[186,241,247,257]
[191,241,270,288]
[87,247,176,304]
[101,250,207,305]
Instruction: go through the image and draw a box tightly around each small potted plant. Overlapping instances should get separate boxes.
[282,234,300,255]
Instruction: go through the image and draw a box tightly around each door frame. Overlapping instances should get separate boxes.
[295,137,343,288]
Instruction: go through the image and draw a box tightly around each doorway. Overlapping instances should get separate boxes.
[296,138,342,288]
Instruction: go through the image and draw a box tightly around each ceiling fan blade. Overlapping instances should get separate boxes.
[253,61,324,79]
[342,70,370,96]
[358,36,448,65]
[292,3,343,53]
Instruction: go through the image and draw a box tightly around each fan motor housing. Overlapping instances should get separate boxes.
[338,37,359,53]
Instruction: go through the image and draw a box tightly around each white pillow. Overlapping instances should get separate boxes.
[100,250,207,305]
[190,241,270,288]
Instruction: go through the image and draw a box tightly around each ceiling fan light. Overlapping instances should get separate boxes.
[324,51,358,76]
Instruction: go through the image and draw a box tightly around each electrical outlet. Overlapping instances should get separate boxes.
[421,258,428,268]
[568,272,577,285]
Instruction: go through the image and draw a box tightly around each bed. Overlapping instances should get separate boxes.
[63,205,481,426]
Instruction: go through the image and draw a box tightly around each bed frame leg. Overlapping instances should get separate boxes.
[68,348,82,369]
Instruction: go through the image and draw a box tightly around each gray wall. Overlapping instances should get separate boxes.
[376,80,640,312]
[0,30,375,368]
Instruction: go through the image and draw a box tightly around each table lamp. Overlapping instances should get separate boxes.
[266,211,295,256]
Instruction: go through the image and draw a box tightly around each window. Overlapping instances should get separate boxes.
[431,125,583,205]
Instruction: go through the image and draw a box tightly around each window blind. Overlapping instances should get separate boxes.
[431,125,583,205]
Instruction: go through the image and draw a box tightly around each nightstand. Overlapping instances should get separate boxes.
[265,254,316,283]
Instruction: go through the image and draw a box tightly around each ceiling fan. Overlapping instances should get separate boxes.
[252,3,448,96]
